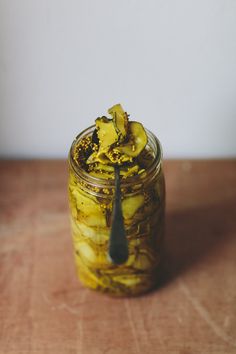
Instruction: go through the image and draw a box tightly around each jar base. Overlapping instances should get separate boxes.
[77,268,160,297]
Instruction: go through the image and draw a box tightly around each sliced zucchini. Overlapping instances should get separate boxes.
[116,121,147,158]
[108,103,128,141]
[95,116,118,149]
[122,194,144,219]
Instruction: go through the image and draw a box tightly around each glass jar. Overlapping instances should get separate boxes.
[68,126,165,296]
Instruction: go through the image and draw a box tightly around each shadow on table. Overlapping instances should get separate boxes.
[157,197,236,288]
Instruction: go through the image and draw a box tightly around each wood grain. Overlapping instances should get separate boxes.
[0,160,236,354]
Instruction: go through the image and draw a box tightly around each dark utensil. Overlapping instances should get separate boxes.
[108,165,129,264]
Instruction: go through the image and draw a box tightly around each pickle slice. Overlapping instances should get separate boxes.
[95,116,119,149]
[87,105,147,166]
[71,188,99,214]
[108,103,128,141]
[71,187,106,227]
[122,194,144,219]
[115,121,147,158]
[75,221,109,245]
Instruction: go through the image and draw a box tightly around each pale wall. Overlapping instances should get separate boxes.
[0,0,236,158]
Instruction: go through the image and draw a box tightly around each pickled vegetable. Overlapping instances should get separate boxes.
[68,104,165,296]
[85,104,147,166]
[108,103,128,141]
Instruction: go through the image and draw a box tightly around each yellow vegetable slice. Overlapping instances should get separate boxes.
[75,242,96,264]
[76,221,109,245]
[71,188,100,214]
[122,194,144,219]
[115,121,147,158]
[87,105,147,166]
[108,103,128,141]
[95,117,118,149]
[112,274,141,287]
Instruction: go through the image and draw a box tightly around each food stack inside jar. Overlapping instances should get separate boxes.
[68,104,165,296]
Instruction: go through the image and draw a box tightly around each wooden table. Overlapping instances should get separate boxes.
[0,160,236,354]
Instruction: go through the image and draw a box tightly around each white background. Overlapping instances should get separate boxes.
[0,0,236,158]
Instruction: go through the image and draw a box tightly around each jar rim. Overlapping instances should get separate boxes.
[68,124,163,188]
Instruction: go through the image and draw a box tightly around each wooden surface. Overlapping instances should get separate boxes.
[0,160,236,354]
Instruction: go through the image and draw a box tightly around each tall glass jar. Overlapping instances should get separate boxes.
[68,126,165,296]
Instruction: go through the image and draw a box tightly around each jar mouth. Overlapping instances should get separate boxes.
[68,124,163,188]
